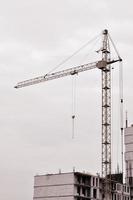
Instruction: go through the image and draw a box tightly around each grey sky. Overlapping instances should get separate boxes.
[0,0,133,200]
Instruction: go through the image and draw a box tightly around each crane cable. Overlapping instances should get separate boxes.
[79,35,101,64]
[46,33,101,74]
[108,33,121,59]
[72,75,76,139]
[70,35,102,139]
[119,61,124,178]
[109,33,123,176]
[112,65,120,172]
[111,63,114,171]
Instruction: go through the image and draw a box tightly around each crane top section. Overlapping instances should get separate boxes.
[14,29,122,89]
[103,29,108,35]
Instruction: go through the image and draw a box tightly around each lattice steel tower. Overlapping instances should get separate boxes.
[101,29,111,178]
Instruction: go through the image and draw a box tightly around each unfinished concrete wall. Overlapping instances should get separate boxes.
[34,173,74,200]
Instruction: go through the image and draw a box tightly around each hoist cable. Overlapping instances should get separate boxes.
[70,35,101,139]
[119,61,124,178]
[109,33,123,175]
[111,66,114,171]
[72,76,76,139]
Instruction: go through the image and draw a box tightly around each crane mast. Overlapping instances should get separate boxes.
[15,30,122,192]
[101,29,111,178]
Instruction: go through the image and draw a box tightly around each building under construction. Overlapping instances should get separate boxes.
[33,124,133,200]
[33,172,130,200]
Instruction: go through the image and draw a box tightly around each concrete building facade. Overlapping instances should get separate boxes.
[125,125,133,200]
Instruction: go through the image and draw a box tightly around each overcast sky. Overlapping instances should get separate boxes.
[0,0,133,199]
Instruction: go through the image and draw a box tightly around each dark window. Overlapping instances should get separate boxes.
[96,178,98,187]
[82,177,86,184]
[87,188,91,197]
[129,177,133,185]
[86,176,91,186]
[77,176,81,184]
[111,193,113,200]
[82,187,86,196]
[93,178,95,186]
[77,186,80,195]
[93,189,97,199]
[114,194,116,200]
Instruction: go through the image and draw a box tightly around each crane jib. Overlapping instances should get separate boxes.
[14,59,121,89]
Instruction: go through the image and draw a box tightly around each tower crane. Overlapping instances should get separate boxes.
[15,30,122,193]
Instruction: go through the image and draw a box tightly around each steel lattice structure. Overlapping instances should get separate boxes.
[101,30,111,178]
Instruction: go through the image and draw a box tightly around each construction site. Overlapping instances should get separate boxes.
[33,123,133,200]
[15,30,133,200]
